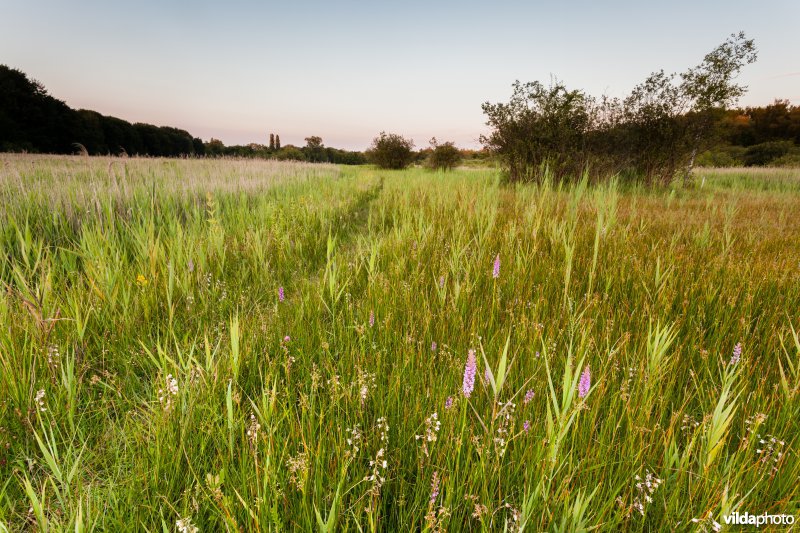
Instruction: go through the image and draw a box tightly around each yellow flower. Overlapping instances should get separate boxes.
[136,274,148,287]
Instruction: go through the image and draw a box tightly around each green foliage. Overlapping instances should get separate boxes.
[303,136,327,162]
[771,152,800,167]
[202,136,367,165]
[696,145,746,167]
[481,79,593,182]
[482,32,759,185]
[426,137,463,171]
[204,138,225,156]
[0,65,200,156]
[725,99,800,147]
[743,140,794,166]
[0,157,798,530]
[367,131,415,169]
[275,145,305,161]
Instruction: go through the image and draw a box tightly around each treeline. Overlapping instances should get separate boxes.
[0,65,203,156]
[699,100,800,167]
[202,136,367,165]
[0,65,367,164]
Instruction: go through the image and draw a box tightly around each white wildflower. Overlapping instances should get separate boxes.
[176,516,199,533]
[34,389,47,412]
[158,374,179,412]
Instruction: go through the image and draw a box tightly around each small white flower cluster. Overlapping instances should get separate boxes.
[246,413,261,448]
[47,345,60,369]
[366,447,387,500]
[176,516,199,533]
[690,512,722,532]
[158,374,179,412]
[356,369,376,406]
[287,451,309,491]
[741,413,767,447]
[620,366,635,402]
[493,400,516,457]
[365,417,389,511]
[680,414,700,434]
[632,470,662,516]
[204,275,227,301]
[327,374,344,401]
[345,424,363,460]
[756,434,785,476]
[503,502,523,533]
[34,389,46,412]
[415,412,441,457]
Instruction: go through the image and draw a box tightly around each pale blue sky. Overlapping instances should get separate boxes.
[2,0,798,149]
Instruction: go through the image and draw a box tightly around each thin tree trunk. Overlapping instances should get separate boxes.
[683,129,702,185]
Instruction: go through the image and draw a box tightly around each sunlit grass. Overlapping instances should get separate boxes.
[0,156,798,530]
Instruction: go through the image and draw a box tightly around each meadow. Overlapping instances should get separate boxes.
[0,155,798,531]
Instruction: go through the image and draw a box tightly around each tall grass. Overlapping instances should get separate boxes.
[0,156,798,530]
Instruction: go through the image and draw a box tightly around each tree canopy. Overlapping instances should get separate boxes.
[481,32,760,184]
[367,132,415,169]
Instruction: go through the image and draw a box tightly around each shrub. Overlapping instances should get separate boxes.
[696,145,746,167]
[426,138,462,171]
[743,141,794,166]
[481,80,593,182]
[367,132,414,169]
[770,151,800,167]
[481,32,758,185]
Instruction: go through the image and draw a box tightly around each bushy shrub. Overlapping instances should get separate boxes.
[481,33,758,185]
[770,152,800,167]
[743,141,794,166]
[696,145,746,167]
[367,132,415,169]
[426,138,462,171]
[481,80,593,182]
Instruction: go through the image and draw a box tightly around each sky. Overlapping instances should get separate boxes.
[2,0,798,150]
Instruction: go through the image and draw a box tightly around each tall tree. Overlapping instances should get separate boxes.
[304,136,326,162]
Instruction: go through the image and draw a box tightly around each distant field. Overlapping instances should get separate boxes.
[1,156,798,531]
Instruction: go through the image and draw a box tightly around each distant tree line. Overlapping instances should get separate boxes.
[0,65,203,156]
[697,100,800,167]
[203,136,367,165]
[479,32,792,184]
[0,65,366,164]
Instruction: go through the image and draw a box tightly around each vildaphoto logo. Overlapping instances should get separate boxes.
[723,511,795,527]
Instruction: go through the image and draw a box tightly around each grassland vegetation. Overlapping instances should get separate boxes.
[0,156,798,530]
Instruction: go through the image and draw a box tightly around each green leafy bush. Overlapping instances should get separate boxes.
[367,132,415,169]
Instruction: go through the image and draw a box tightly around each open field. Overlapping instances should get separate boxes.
[0,156,799,531]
